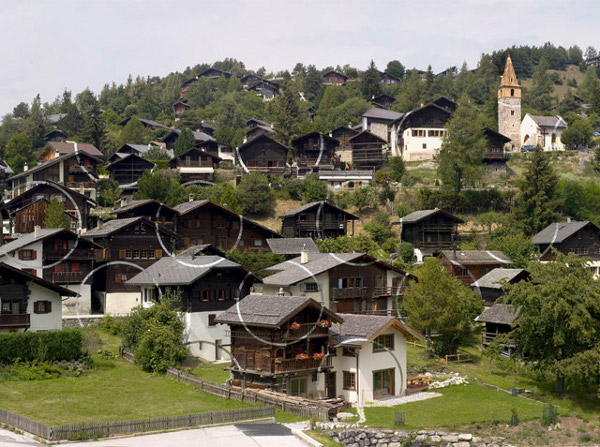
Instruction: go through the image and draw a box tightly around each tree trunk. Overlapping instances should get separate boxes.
[423,331,432,359]
[554,372,565,393]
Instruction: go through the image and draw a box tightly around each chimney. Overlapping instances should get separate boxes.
[567,216,572,223]
[277,287,286,296]
[55,148,60,159]
[23,163,28,172]
[188,193,195,202]
[300,250,309,264]
[96,220,102,230]
[34,225,41,238]
[243,136,248,144]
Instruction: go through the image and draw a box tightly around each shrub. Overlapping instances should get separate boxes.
[100,315,123,335]
[236,172,276,216]
[0,329,83,363]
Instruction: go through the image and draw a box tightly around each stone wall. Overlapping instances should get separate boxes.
[62,316,104,329]
[328,429,513,447]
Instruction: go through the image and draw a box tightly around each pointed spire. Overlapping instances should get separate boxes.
[500,55,519,87]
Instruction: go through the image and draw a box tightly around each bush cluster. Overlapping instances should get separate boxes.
[0,329,83,363]
[418,188,515,214]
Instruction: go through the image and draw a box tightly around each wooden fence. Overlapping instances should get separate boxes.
[0,408,51,440]
[166,367,332,420]
[443,351,472,364]
[49,406,274,441]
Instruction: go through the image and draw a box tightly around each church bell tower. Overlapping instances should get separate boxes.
[498,55,521,148]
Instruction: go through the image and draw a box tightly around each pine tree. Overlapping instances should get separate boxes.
[529,57,554,113]
[360,60,382,100]
[174,128,196,157]
[437,96,487,192]
[302,65,324,104]
[81,99,106,151]
[119,116,147,146]
[513,149,562,236]
[44,198,71,230]
[274,85,301,145]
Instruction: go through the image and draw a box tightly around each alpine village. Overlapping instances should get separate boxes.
[2,42,600,447]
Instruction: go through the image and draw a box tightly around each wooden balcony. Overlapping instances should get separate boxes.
[411,240,456,250]
[0,313,30,329]
[245,166,286,174]
[331,287,368,300]
[296,220,346,230]
[66,182,97,188]
[274,355,332,373]
[421,224,455,232]
[352,149,386,163]
[45,248,97,260]
[284,323,329,339]
[52,271,86,284]
[372,286,404,297]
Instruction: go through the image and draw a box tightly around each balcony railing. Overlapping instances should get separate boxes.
[284,323,329,339]
[331,287,368,300]
[372,286,404,297]
[52,271,86,283]
[274,355,332,373]
[0,313,30,329]
[45,248,96,260]
[66,182,97,188]
[295,220,345,230]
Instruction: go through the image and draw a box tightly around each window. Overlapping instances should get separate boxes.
[215,222,226,229]
[343,371,356,390]
[458,267,469,278]
[34,301,52,314]
[510,89,514,97]
[133,249,140,259]
[376,276,384,288]
[125,249,132,259]
[422,143,427,149]
[218,290,226,301]
[149,250,155,260]
[374,334,394,352]
[253,239,263,247]
[141,250,148,259]
[19,249,35,261]
[302,283,319,292]
[208,314,217,327]
[511,111,515,116]
[202,290,211,302]
[290,377,308,398]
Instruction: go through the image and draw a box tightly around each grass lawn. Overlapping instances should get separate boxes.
[365,384,546,430]
[191,362,230,383]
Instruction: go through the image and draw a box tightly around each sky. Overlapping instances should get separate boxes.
[0,0,597,115]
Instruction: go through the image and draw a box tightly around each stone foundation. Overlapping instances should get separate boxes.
[62,315,104,329]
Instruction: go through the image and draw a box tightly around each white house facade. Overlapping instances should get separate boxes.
[520,114,567,151]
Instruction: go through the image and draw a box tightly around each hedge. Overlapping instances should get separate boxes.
[0,329,83,363]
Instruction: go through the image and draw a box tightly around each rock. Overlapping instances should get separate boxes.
[337,412,355,421]
[415,434,427,442]
[453,442,470,447]
[428,435,441,443]
[437,431,448,437]
[375,433,386,439]
[388,443,401,447]
[441,435,459,443]
[418,430,428,435]
[427,431,436,436]
[458,434,472,441]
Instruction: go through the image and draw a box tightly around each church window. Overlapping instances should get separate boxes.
[510,89,514,97]
[511,111,514,116]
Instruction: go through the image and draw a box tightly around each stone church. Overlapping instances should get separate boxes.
[498,55,521,149]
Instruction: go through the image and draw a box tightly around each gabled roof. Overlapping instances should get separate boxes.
[126,255,250,286]
[475,304,519,325]
[215,295,342,328]
[44,129,67,139]
[9,151,102,182]
[237,133,290,154]
[291,132,339,147]
[362,107,404,121]
[106,153,155,170]
[528,114,567,129]
[6,180,97,207]
[178,244,230,259]
[173,101,191,109]
[263,253,413,286]
[83,217,178,239]
[395,208,464,225]
[0,228,101,254]
[246,118,271,127]
[532,221,597,245]
[41,141,103,159]
[392,102,453,126]
[118,143,153,154]
[471,268,527,290]
[348,129,388,144]
[172,200,282,239]
[279,201,359,220]
[111,199,177,217]
[169,146,222,164]
[331,314,424,347]
[440,250,512,266]
[161,129,214,143]
[266,238,319,255]
[484,127,511,144]
[46,113,67,124]
[323,71,348,80]
[380,71,401,82]
[198,68,231,78]
[118,117,170,130]
[431,96,458,112]
[0,262,77,297]
[372,94,395,103]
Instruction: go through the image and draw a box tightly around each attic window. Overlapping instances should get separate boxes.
[510,77,513,83]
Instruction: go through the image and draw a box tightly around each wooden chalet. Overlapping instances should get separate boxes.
[111,199,178,232]
[107,154,155,189]
[280,201,359,239]
[173,199,281,251]
[173,101,191,117]
[532,221,600,274]
[394,103,451,147]
[161,129,214,150]
[248,80,280,101]
[0,262,76,333]
[181,76,198,93]
[215,295,343,396]
[44,129,67,142]
[83,217,179,297]
[329,126,359,164]
[240,74,262,87]
[439,250,512,286]
[483,128,510,161]
[380,71,400,84]
[245,119,274,140]
[7,181,96,234]
[395,209,464,255]
[237,133,289,175]
[169,147,221,184]
[323,71,347,85]
[291,132,339,174]
[475,304,519,352]
[371,94,395,109]
[431,96,457,113]
[117,117,170,130]
[471,268,529,307]
[198,68,232,80]
[9,142,104,201]
[348,130,388,168]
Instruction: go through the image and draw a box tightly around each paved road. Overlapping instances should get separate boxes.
[2,422,311,447]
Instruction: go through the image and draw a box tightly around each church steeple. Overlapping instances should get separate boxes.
[498,55,521,148]
[498,55,521,99]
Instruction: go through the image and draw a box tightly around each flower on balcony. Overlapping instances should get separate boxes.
[275,357,283,364]
[312,352,325,360]
[289,322,301,330]
[295,353,309,361]
[318,319,330,328]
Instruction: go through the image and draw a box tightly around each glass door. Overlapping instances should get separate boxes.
[373,368,395,398]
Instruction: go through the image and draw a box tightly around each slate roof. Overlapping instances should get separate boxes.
[111,199,177,216]
[330,314,424,347]
[0,262,77,296]
[118,117,170,130]
[126,255,243,286]
[475,304,519,325]
[173,199,210,215]
[440,250,512,265]
[532,221,596,245]
[246,118,271,127]
[1,228,65,254]
[279,201,359,220]
[178,244,229,258]
[362,108,404,121]
[215,295,341,328]
[472,268,526,290]
[395,208,464,224]
[266,238,319,255]
[529,114,567,128]
[83,217,144,238]
[44,141,103,158]
[46,113,67,124]
[161,129,214,143]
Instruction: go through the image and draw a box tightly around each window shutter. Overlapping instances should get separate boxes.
[118,249,126,260]
[32,250,37,260]
[34,302,39,314]
[114,273,122,283]
[155,249,163,259]
[18,250,23,260]
[46,301,52,313]
[54,240,59,250]
[338,278,343,289]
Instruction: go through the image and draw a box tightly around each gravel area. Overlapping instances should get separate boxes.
[364,391,442,407]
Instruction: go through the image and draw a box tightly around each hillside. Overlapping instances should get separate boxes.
[520,64,585,101]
